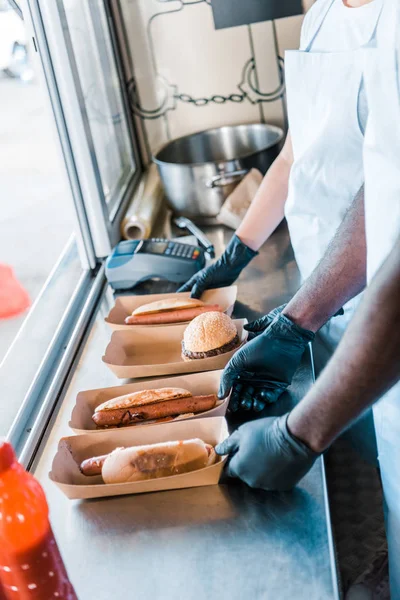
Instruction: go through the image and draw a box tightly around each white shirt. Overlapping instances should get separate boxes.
[307,0,383,52]
[301,0,383,133]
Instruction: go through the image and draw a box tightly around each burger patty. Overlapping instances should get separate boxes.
[182,333,240,360]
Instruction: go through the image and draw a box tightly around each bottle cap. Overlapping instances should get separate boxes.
[0,440,16,474]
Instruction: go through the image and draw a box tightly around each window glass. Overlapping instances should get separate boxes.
[0,0,140,443]
[58,0,136,217]
[0,8,78,364]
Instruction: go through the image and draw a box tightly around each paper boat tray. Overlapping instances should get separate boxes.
[102,318,248,379]
[49,417,229,500]
[105,286,237,330]
[69,370,228,434]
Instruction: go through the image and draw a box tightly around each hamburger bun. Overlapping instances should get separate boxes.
[182,311,240,360]
[101,439,216,484]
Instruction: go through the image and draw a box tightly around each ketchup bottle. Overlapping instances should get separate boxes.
[0,579,7,600]
[0,441,78,599]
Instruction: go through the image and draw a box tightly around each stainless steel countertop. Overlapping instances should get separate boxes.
[31,223,339,600]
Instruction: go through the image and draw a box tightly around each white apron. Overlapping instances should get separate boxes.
[284,0,383,348]
[363,1,400,595]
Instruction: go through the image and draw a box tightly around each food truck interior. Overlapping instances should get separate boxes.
[0,0,389,598]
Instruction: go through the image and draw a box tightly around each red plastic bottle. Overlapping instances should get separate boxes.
[0,441,78,599]
[0,579,7,600]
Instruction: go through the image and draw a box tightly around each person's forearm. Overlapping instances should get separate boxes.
[283,186,367,332]
[288,235,400,452]
[236,133,293,251]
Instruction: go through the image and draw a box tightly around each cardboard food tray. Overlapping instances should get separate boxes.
[69,370,228,434]
[50,417,228,500]
[102,318,248,379]
[105,286,237,330]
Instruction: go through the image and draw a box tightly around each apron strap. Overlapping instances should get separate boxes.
[303,0,336,52]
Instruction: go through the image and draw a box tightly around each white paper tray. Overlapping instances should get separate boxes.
[105,286,237,330]
[50,417,228,500]
[69,370,228,434]
[102,318,247,379]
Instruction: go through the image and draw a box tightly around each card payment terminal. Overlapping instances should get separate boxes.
[105,239,206,290]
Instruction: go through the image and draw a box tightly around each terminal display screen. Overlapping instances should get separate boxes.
[138,240,169,254]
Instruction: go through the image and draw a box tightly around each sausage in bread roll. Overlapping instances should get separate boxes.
[125,297,222,325]
[92,388,217,429]
[80,439,216,483]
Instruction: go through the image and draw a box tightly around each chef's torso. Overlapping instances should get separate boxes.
[363,1,400,594]
[284,0,384,343]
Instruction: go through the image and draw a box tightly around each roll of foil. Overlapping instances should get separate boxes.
[121,164,164,240]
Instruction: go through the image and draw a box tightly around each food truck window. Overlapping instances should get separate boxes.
[29,0,142,257]
[0,0,142,461]
[56,0,139,219]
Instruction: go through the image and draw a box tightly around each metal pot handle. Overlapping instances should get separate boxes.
[206,169,249,189]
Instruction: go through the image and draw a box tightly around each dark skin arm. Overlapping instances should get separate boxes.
[288,234,400,452]
[283,186,367,332]
[219,186,368,412]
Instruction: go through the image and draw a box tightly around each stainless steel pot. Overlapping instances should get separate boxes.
[153,123,284,222]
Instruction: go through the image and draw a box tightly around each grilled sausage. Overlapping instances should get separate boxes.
[124,305,222,325]
[92,394,217,429]
[80,454,108,476]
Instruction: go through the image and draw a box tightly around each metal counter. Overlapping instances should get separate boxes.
[31,223,340,600]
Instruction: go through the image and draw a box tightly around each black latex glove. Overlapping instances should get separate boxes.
[177,234,258,299]
[247,304,344,339]
[215,414,320,491]
[244,304,286,339]
[219,312,315,412]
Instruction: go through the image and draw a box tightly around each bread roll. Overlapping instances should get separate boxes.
[125,304,222,325]
[101,439,216,484]
[183,312,237,353]
[95,388,191,413]
[93,394,217,428]
[132,297,204,316]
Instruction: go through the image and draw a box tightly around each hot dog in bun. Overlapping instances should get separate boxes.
[92,387,217,428]
[182,311,240,361]
[80,438,216,483]
[125,297,222,325]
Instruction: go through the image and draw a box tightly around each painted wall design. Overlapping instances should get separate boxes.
[119,0,314,157]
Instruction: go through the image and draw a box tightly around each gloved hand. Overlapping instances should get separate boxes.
[219,312,315,412]
[244,304,286,339]
[215,414,320,491]
[177,235,258,299]
[246,304,344,339]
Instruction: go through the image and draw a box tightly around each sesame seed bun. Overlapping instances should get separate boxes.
[182,312,238,354]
